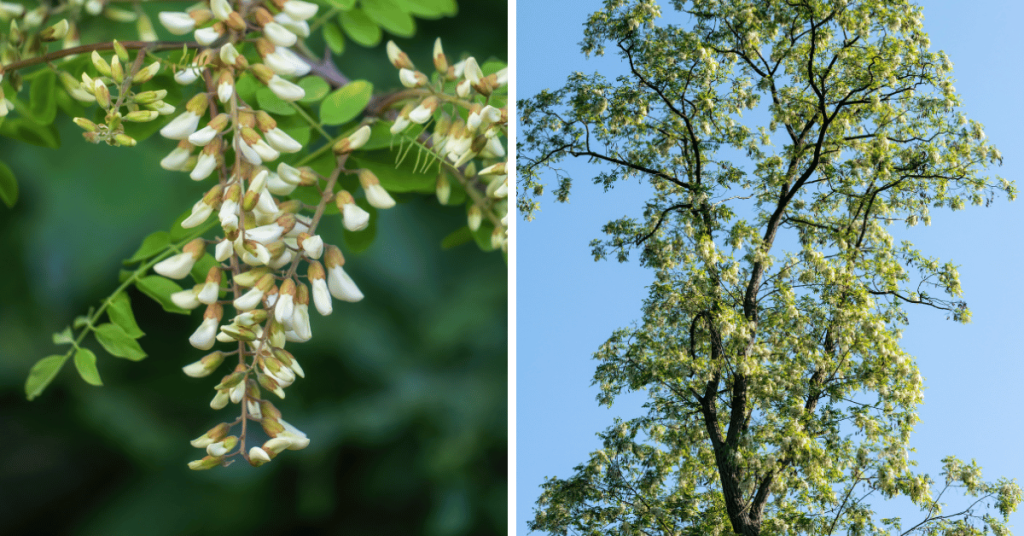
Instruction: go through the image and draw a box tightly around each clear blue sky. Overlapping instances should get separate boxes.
[516,0,1024,533]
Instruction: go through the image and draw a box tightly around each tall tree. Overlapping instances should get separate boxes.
[519,0,1021,534]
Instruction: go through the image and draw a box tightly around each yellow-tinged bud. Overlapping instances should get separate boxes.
[254,110,277,132]
[190,422,231,448]
[234,267,271,287]
[432,37,448,73]
[242,189,261,212]
[214,371,246,390]
[73,117,98,132]
[436,174,450,205]
[40,19,69,42]
[250,63,275,85]
[468,205,482,231]
[385,41,414,70]
[185,92,210,116]
[110,56,125,84]
[114,134,137,147]
[261,417,285,436]
[92,80,111,108]
[134,62,161,84]
[226,10,246,32]
[112,39,129,63]
[91,51,111,77]
[133,89,168,104]
[188,455,223,470]
[124,110,159,122]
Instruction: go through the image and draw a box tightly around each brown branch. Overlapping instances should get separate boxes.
[1,40,199,74]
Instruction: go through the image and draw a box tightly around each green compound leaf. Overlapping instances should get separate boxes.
[26,355,68,400]
[93,323,147,361]
[320,80,373,126]
[327,0,356,8]
[394,0,457,18]
[298,76,331,103]
[339,8,382,47]
[29,70,57,125]
[124,231,171,265]
[0,160,17,208]
[234,72,260,103]
[362,0,416,37]
[0,117,60,149]
[107,292,145,339]
[73,348,103,386]
[323,22,345,55]
[52,326,74,345]
[441,226,473,250]
[470,218,496,252]
[136,275,189,315]
[256,87,297,116]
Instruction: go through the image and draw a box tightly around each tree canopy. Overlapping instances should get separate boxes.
[518,0,1021,534]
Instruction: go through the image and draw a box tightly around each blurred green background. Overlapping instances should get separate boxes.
[0,1,508,534]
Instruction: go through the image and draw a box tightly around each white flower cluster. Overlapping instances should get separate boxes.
[385,40,509,252]
[141,0,398,469]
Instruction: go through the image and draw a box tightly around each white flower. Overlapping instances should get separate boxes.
[160,146,191,170]
[275,293,295,324]
[171,288,202,309]
[482,136,505,158]
[218,80,234,103]
[210,390,229,409]
[283,0,318,20]
[249,446,272,464]
[264,128,302,153]
[153,102,177,115]
[463,57,483,85]
[235,134,263,165]
[409,104,434,124]
[390,116,411,135]
[182,199,214,228]
[194,26,222,46]
[364,184,395,209]
[197,281,219,305]
[174,66,202,85]
[250,139,280,163]
[219,198,239,231]
[279,420,310,449]
[399,68,423,88]
[210,0,231,21]
[247,400,262,419]
[234,287,265,311]
[158,12,195,35]
[274,12,310,38]
[265,172,296,196]
[290,304,311,340]
[277,162,302,185]
[265,49,298,76]
[264,22,297,47]
[267,75,305,101]
[190,153,217,181]
[207,440,232,457]
[342,203,370,231]
[189,317,219,350]
[160,111,200,140]
[189,123,224,148]
[229,381,245,403]
[300,235,323,259]
[263,437,292,454]
[219,43,240,66]
[213,239,233,263]
[327,264,363,302]
[275,46,311,76]
[268,248,294,269]
[311,278,332,316]
[154,252,198,279]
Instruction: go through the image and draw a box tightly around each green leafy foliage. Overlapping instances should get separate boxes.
[136,275,188,315]
[340,8,383,47]
[123,231,171,265]
[73,348,103,386]
[0,160,17,208]
[93,323,146,361]
[28,71,57,125]
[106,292,145,339]
[520,1,1020,535]
[25,355,67,401]
[441,226,473,249]
[320,80,373,126]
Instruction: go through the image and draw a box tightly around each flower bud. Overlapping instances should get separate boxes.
[432,38,448,73]
[153,238,205,279]
[182,351,226,378]
[188,455,223,470]
[467,205,482,231]
[332,125,371,154]
[385,41,414,69]
[324,245,363,302]
[190,303,223,350]
[39,19,69,42]
[436,174,451,205]
[248,447,271,466]
[190,422,230,447]
[308,261,331,316]
[358,169,395,209]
